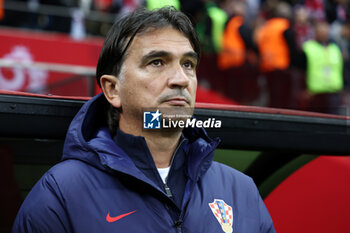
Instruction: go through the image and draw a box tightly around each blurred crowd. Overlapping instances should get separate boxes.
[191,0,350,115]
[1,0,350,114]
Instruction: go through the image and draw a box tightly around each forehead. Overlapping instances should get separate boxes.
[316,23,329,31]
[127,27,194,56]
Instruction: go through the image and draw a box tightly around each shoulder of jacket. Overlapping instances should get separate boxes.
[49,159,90,174]
[45,159,98,186]
[329,42,341,50]
[303,40,318,50]
[208,161,254,184]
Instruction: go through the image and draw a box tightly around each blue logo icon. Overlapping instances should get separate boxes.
[143,110,162,129]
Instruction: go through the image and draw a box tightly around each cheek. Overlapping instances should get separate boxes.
[144,79,166,95]
[128,80,161,105]
[189,78,198,94]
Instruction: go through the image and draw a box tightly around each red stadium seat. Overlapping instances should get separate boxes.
[265,156,350,232]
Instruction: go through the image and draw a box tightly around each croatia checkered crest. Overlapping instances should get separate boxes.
[209,199,233,233]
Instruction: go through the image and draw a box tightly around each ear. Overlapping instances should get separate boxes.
[100,75,122,108]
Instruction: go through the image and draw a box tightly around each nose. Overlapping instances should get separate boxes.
[167,64,190,88]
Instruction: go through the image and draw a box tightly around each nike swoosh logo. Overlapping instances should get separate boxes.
[106,210,137,223]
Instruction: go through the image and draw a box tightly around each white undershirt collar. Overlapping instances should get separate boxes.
[157,166,170,184]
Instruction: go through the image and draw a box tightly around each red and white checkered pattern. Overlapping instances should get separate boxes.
[209,199,233,226]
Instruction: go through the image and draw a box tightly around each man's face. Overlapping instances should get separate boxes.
[315,22,330,42]
[117,27,198,122]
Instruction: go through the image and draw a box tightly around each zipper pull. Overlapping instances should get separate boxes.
[164,183,173,198]
[175,220,183,233]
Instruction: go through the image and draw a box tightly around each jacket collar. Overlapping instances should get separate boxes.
[113,127,187,170]
[62,93,220,182]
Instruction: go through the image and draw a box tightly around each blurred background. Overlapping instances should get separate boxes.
[0,0,350,114]
[1,2,350,233]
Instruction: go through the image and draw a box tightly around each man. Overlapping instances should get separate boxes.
[303,21,343,114]
[12,7,275,233]
[256,2,302,109]
[218,0,259,105]
[195,0,227,91]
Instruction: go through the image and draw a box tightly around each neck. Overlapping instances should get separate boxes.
[316,39,330,46]
[119,116,182,168]
[144,131,182,168]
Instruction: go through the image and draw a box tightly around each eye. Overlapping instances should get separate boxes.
[183,60,195,69]
[150,59,164,67]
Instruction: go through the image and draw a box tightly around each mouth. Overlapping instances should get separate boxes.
[163,97,189,106]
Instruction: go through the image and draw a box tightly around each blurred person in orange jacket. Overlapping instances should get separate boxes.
[256,1,303,109]
[218,0,259,105]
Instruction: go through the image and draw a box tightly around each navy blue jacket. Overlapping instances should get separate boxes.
[12,94,275,233]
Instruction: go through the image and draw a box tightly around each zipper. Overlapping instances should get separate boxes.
[163,182,183,232]
[163,138,186,199]
[174,220,183,233]
[164,183,173,198]
[174,143,219,233]
[163,138,187,232]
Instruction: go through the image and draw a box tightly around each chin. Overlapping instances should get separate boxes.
[160,106,193,121]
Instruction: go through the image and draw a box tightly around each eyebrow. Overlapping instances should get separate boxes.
[140,50,199,65]
[184,51,199,64]
[141,51,170,65]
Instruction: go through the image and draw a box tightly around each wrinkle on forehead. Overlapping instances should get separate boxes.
[127,27,194,56]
